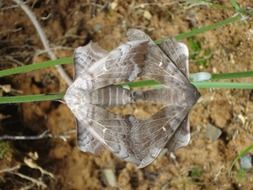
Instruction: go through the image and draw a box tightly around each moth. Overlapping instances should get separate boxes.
[64,29,200,168]
[126,29,200,167]
[65,41,148,165]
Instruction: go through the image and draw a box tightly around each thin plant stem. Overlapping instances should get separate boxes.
[230,0,241,12]
[0,129,75,141]
[0,130,51,141]
[155,13,242,44]
[0,93,65,104]
[123,80,253,89]
[191,81,253,89]
[229,143,253,175]
[12,172,47,189]
[0,165,20,173]
[1,81,253,104]
[211,71,253,80]
[0,57,73,77]
[174,13,242,40]
[12,0,73,85]
[120,80,161,89]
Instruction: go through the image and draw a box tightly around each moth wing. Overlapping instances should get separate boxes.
[85,105,141,165]
[158,37,193,152]
[159,39,189,78]
[74,42,108,78]
[65,95,141,165]
[127,29,189,76]
[135,88,194,152]
[127,29,153,42]
[67,43,109,149]
[127,29,190,87]
[74,40,148,90]
[165,115,191,152]
[100,117,141,165]
[77,119,104,154]
[131,105,190,168]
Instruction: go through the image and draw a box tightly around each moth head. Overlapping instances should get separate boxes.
[128,64,142,81]
[184,85,201,108]
[130,90,144,101]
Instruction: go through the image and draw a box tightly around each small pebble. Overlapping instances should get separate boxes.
[205,124,222,142]
[143,10,152,20]
[189,72,211,82]
[110,1,118,10]
[102,169,117,187]
[240,155,252,170]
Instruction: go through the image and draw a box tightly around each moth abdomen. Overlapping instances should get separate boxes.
[83,86,133,106]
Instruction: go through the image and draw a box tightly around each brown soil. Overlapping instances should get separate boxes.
[1,0,253,189]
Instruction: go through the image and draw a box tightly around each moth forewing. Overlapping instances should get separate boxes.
[130,105,191,168]
[77,120,105,154]
[87,40,148,77]
[74,42,108,79]
[127,29,189,84]
[73,40,148,91]
[165,116,191,152]
[159,39,189,78]
[83,105,141,165]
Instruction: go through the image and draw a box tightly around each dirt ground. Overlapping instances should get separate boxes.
[1,0,253,189]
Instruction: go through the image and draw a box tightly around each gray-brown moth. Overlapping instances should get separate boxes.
[65,40,148,164]
[64,29,200,168]
[126,29,200,167]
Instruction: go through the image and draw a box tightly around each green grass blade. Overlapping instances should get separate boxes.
[211,71,253,80]
[155,14,241,44]
[192,81,253,89]
[175,14,241,41]
[0,57,73,78]
[120,80,161,89]
[230,0,241,12]
[229,144,253,175]
[0,93,64,104]
[121,80,253,89]
[1,81,253,104]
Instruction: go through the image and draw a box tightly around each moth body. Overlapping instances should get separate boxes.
[82,86,133,106]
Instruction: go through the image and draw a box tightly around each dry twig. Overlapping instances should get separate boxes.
[13,172,47,189]
[0,164,47,189]
[0,129,75,141]
[12,0,73,85]
[0,164,20,173]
